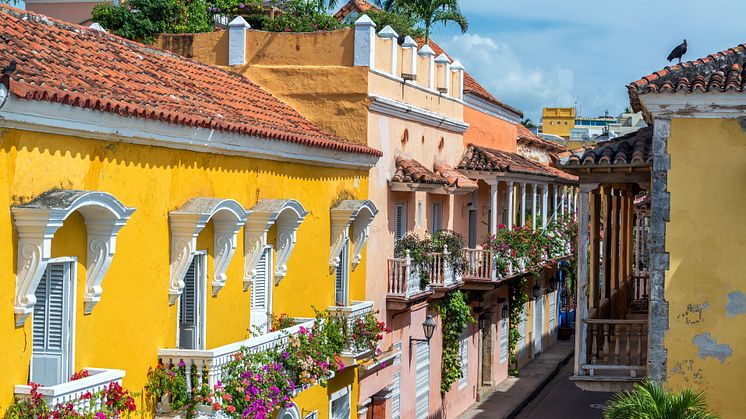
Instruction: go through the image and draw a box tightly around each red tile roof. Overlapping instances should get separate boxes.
[517,123,565,154]
[333,0,377,20]
[0,5,381,158]
[559,127,652,168]
[392,156,478,191]
[433,162,478,190]
[458,144,577,182]
[628,43,746,113]
[421,40,523,118]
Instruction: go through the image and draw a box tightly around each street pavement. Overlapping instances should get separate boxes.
[514,361,614,419]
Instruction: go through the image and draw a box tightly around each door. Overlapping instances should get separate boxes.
[31,260,75,386]
[533,294,544,355]
[179,253,206,350]
[335,239,349,306]
[431,202,443,233]
[415,341,430,419]
[251,247,273,334]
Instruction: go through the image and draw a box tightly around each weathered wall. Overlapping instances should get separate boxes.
[664,118,746,418]
[0,128,369,415]
[463,106,518,152]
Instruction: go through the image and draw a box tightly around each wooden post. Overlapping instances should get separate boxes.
[574,183,597,376]
[521,182,527,227]
[625,193,634,303]
[542,184,548,228]
[610,192,620,318]
[590,190,601,310]
[602,189,613,316]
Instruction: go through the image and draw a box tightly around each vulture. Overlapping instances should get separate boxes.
[667,40,687,64]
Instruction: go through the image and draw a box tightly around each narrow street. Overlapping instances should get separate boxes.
[514,360,614,419]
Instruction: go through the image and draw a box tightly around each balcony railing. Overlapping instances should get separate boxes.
[14,368,125,412]
[582,319,648,378]
[158,318,315,392]
[463,248,493,281]
[387,251,431,300]
[328,300,375,363]
[428,246,461,289]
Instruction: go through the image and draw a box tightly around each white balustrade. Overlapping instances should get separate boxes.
[14,368,125,412]
[328,301,375,358]
[387,250,431,299]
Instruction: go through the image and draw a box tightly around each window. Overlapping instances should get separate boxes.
[499,316,509,364]
[304,412,318,419]
[431,202,443,233]
[394,202,407,242]
[31,259,75,387]
[330,386,351,419]
[458,332,469,389]
[549,291,556,333]
[335,239,350,306]
[251,247,273,334]
[179,253,206,350]
[417,201,423,228]
[415,342,430,419]
[392,372,401,419]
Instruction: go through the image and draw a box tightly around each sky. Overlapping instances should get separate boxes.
[427,0,746,123]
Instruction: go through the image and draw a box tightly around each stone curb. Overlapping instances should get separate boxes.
[504,350,575,419]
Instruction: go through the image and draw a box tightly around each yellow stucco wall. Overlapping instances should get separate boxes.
[0,128,369,415]
[665,118,746,418]
[541,107,575,139]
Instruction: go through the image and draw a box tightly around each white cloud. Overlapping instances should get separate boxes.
[442,33,575,121]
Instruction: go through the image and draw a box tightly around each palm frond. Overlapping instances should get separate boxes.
[604,380,719,419]
[431,7,467,32]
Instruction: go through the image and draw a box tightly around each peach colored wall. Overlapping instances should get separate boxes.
[442,323,479,417]
[463,106,518,152]
[26,2,96,25]
[368,72,463,121]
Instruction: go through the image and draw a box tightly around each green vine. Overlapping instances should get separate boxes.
[430,291,474,393]
[507,278,529,376]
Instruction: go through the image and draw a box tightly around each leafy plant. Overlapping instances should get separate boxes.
[7,381,137,418]
[145,362,191,413]
[270,312,296,332]
[430,291,473,393]
[431,230,468,276]
[604,380,719,419]
[360,9,424,38]
[350,310,390,356]
[394,233,432,287]
[507,277,528,376]
[379,0,468,42]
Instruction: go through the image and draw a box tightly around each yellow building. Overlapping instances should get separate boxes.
[0,6,381,418]
[541,107,576,139]
[560,42,746,419]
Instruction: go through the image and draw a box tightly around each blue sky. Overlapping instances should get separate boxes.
[428,0,746,122]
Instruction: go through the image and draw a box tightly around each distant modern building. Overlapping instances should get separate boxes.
[541,107,576,139]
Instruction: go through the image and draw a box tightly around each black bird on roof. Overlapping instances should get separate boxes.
[667,40,687,64]
[2,60,16,75]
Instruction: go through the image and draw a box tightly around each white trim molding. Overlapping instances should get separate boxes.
[12,190,135,325]
[0,94,379,170]
[244,199,308,288]
[463,93,522,124]
[169,198,248,302]
[641,92,746,119]
[330,200,378,271]
[368,94,469,133]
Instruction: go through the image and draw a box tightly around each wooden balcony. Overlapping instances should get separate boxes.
[386,251,433,311]
[14,368,125,412]
[328,300,376,364]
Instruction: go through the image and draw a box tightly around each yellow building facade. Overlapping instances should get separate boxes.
[0,6,381,418]
[541,107,576,139]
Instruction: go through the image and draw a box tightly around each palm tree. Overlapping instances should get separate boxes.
[604,380,718,419]
[382,0,468,42]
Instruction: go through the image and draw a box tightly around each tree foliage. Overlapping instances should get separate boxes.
[604,380,719,419]
[361,9,424,39]
[375,0,468,42]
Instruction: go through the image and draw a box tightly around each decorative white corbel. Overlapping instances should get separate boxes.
[12,190,134,325]
[418,44,436,90]
[170,198,247,302]
[330,200,378,271]
[244,199,307,288]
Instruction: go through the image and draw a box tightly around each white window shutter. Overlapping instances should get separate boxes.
[394,203,407,242]
[335,240,349,306]
[459,332,468,388]
[415,342,430,419]
[392,372,401,419]
[179,256,203,349]
[251,247,272,333]
[31,262,71,386]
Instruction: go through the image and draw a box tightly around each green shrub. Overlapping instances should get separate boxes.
[604,380,719,419]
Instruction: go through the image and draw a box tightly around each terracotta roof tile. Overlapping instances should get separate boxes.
[628,43,746,113]
[333,0,378,20]
[559,127,652,168]
[0,5,381,158]
[517,123,565,154]
[393,156,446,184]
[458,144,577,181]
[433,162,478,190]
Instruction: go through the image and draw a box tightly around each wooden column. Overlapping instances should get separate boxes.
[590,190,601,311]
[610,192,620,318]
[542,184,549,228]
[624,192,634,304]
[602,188,612,317]
[521,182,527,226]
[574,183,598,376]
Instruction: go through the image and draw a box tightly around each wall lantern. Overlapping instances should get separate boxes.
[501,304,509,320]
[532,283,542,299]
[410,315,437,347]
[478,313,488,330]
[549,276,558,291]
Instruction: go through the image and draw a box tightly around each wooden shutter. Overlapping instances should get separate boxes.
[32,262,72,386]
[548,291,556,333]
[394,203,407,242]
[335,240,349,306]
[179,255,203,349]
[459,332,468,389]
[251,247,272,333]
[392,372,401,419]
[415,342,430,419]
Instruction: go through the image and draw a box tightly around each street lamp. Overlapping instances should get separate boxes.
[549,275,558,291]
[532,283,542,299]
[501,304,509,320]
[410,315,436,347]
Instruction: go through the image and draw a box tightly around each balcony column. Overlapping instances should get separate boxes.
[574,186,579,217]
[490,180,499,236]
[559,185,565,216]
[553,184,559,218]
[531,184,537,230]
[507,181,514,229]
[542,184,549,228]
[574,183,598,376]
[521,182,527,227]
